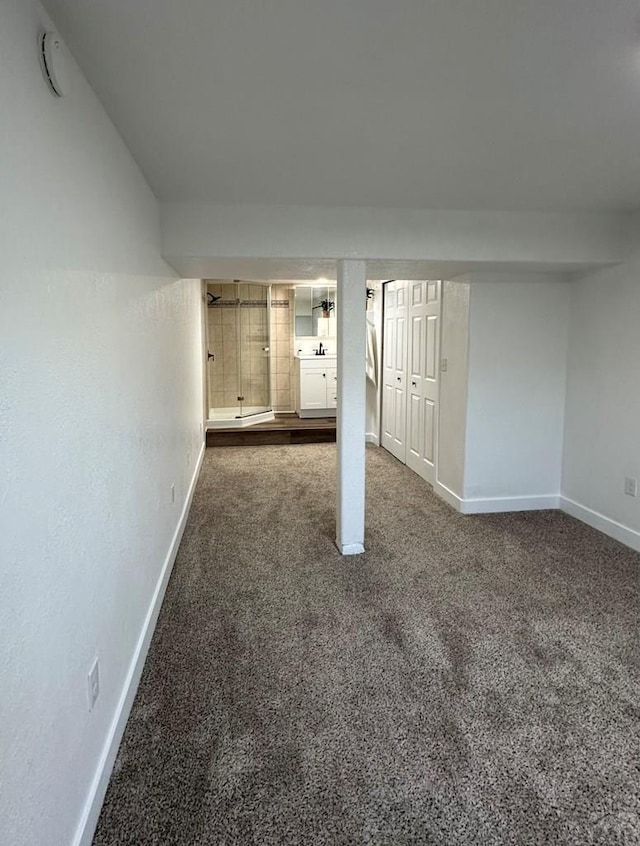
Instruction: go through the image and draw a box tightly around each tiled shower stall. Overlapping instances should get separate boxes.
[206,281,295,419]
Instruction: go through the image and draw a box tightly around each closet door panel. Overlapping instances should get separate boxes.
[381,281,397,454]
[425,314,438,381]
[382,384,395,449]
[410,315,424,380]
[396,283,407,309]
[407,391,422,471]
[383,315,395,373]
[406,282,425,474]
[410,280,424,308]
[392,384,406,458]
[421,281,441,484]
[423,398,436,465]
[395,316,406,374]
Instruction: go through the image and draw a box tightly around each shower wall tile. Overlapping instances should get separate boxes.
[269,284,294,412]
[275,372,290,392]
[275,304,289,324]
[274,389,290,409]
[273,356,288,376]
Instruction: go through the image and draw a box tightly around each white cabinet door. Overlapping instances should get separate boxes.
[300,368,328,409]
[326,366,337,408]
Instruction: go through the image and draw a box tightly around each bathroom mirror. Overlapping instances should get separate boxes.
[294,285,337,338]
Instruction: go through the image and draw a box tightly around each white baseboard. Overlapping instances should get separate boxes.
[365,432,379,446]
[434,481,464,511]
[336,541,365,555]
[433,482,560,515]
[461,494,560,514]
[73,440,206,846]
[560,496,640,553]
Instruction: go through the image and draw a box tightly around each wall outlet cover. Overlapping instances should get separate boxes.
[624,477,637,497]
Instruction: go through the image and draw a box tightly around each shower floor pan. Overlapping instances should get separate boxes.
[206,408,275,429]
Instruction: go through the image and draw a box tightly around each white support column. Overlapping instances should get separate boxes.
[336,259,367,555]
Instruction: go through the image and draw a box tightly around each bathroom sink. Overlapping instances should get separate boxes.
[295,353,336,360]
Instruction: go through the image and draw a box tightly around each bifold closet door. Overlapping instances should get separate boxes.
[381,281,408,463]
[406,280,441,485]
[406,282,426,476]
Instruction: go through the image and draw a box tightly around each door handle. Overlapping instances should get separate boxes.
[411,381,417,387]
[397,376,402,382]
[208,352,215,361]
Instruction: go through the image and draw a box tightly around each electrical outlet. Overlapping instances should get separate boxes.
[87,657,100,710]
[186,450,191,468]
[441,358,448,372]
[171,483,175,504]
[624,477,637,497]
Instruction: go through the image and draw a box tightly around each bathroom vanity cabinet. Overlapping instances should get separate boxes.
[295,356,337,418]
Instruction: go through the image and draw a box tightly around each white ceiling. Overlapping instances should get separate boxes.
[44,0,640,213]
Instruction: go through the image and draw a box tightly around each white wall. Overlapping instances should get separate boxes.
[161,203,628,276]
[0,3,203,846]
[463,275,569,505]
[562,227,640,547]
[437,277,471,499]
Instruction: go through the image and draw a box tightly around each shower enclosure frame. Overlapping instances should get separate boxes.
[204,280,275,429]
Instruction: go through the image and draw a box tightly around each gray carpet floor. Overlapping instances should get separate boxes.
[93,444,640,845]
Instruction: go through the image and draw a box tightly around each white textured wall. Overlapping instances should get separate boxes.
[0,3,203,846]
[161,203,627,273]
[437,278,471,497]
[464,275,569,501]
[562,229,640,537]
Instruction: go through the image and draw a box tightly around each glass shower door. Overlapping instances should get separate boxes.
[206,281,242,420]
[237,283,272,418]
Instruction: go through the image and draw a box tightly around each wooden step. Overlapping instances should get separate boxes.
[206,416,336,448]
